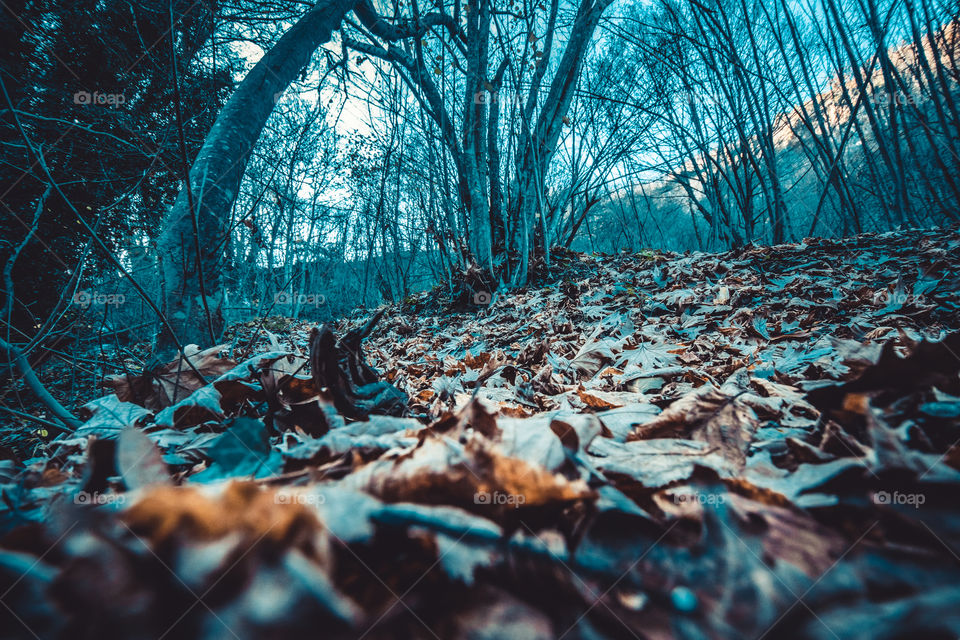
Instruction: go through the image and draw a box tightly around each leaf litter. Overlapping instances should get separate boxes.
[2,228,960,638]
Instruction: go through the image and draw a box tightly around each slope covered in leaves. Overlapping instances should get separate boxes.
[2,227,960,639]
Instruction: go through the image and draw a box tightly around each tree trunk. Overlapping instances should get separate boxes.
[508,0,613,285]
[155,0,352,353]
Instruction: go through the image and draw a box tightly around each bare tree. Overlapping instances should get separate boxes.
[156,0,353,351]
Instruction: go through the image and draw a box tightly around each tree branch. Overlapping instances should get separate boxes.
[0,338,81,431]
[353,0,465,43]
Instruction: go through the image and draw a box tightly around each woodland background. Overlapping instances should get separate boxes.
[2,0,960,358]
[2,2,960,638]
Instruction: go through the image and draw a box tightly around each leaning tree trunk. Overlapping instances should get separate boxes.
[155,0,353,354]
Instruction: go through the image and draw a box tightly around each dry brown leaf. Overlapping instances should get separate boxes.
[123,482,327,553]
[577,386,621,410]
[570,338,619,377]
[367,437,593,513]
[102,343,236,410]
[629,386,759,471]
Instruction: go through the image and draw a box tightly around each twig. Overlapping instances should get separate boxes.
[169,0,217,346]
[0,338,81,431]
[0,403,71,435]
[0,74,205,380]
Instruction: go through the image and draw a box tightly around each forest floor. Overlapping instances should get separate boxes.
[2,226,960,638]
